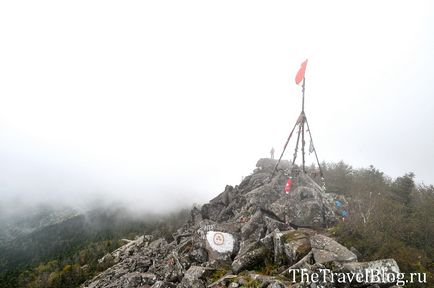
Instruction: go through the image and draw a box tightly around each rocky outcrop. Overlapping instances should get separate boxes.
[82,159,400,288]
[269,173,340,227]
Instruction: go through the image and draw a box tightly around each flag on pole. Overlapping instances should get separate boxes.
[295,59,308,85]
[309,139,314,154]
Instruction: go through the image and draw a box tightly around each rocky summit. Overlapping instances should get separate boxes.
[82,159,400,288]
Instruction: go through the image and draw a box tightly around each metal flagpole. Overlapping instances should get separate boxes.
[270,62,324,185]
[270,119,299,178]
[292,121,302,165]
[302,78,305,112]
[301,78,306,172]
[301,117,306,173]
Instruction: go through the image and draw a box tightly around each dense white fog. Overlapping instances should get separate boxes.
[1,0,433,215]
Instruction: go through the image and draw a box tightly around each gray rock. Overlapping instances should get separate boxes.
[231,241,269,274]
[209,185,234,206]
[201,202,227,222]
[270,173,340,228]
[149,238,168,249]
[189,247,208,263]
[190,206,203,226]
[248,273,289,287]
[350,246,362,258]
[194,221,239,265]
[310,234,357,264]
[256,158,291,171]
[341,259,400,286]
[178,266,215,288]
[241,209,266,241]
[263,215,290,234]
[280,230,312,266]
[243,184,283,211]
[151,281,176,288]
[82,159,401,288]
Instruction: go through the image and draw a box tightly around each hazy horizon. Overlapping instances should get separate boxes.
[1,0,433,215]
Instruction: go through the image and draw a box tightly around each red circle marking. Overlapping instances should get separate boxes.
[213,232,225,245]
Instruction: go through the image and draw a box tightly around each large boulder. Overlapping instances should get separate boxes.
[256,158,291,172]
[243,184,283,212]
[201,185,239,222]
[341,259,400,287]
[280,230,313,266]
[310,234,357,264]
[205,231,236,261]
[231,241,270,274]
[193,220,239,265]
[270,173,340,227]
[177,266,215,288]
[240,209,267,241]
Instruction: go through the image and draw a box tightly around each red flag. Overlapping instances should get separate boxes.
[284,177,292,194]
[295,59,308,85]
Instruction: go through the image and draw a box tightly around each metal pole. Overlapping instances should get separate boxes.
[270,118,299,178]
[302,77,305,112]
[292,121,302,165]
[301,77,306,172]
[301,117,306,173]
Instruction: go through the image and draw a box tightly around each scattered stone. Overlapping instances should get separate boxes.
[82,159,400,288]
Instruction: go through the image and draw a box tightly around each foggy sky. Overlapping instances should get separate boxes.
[1,0,433,214]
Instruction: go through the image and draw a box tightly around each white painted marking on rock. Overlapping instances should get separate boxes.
[206,231,234,253]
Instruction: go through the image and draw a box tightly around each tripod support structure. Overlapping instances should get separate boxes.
[271,78,324,182]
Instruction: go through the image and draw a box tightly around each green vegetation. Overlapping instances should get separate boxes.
[281,231,304,243]
[322,162,434,285]
[0,207,190,288]
[1,162,433,287]
[16,240,119,288]
[239,274,262,288]
[209,267,229,283]
[257,257,279,276]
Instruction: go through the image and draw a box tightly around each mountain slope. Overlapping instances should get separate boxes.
[81,159,403,288]
[0,205,77,245]
[0,206,189,288]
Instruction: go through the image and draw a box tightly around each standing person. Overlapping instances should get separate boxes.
[270,147,275,159]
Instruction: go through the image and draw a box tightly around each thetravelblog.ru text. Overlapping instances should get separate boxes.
[287,268,427,287]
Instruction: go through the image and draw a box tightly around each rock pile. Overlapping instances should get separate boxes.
[82,159,400,288]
